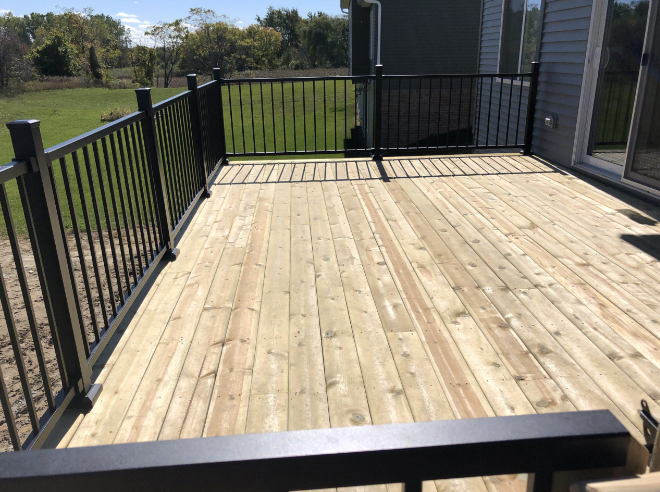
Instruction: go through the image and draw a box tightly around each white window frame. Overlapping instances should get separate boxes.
[496,0,543,80]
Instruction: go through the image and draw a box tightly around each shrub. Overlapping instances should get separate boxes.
[132,46,157,87]
[30,32,80,77]
[101,107,133,122]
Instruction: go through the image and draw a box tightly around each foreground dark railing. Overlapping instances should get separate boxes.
[0,74,224,452]
[0,411,632,492]
[0,64,540,454]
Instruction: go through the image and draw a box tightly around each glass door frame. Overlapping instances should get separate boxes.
[576,0,658,184]
[575,0,624,176]
[622,0,660,191]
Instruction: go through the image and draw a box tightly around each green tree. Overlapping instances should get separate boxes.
[179,10,242,77]
[237,25,282,71]
[256,7,303,52]
[29,31,80,76]
[0,27,32,88]
[132,45,157,86]
[147,20,188,88]
[300,12,348,69]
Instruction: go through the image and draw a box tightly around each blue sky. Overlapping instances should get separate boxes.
[1,1,343,44]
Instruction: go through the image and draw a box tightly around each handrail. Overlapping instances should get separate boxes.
[383,71,532,78]
[226,75,372,83]
[0,411,631,492]
[45,111,146,161]
[152,89,192,112]
[0,160,31,184]
[198,79,218,90]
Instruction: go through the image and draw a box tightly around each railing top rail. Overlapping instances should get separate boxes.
[152,90,192,112]
[0,159,31,184]
[0,411,629,491]
[45,110,146,161]
[383,72,533,79]
[225,75,373,83]
[198,80,217,90]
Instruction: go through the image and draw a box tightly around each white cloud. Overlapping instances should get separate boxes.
[114,13,153,44]
[125,25,151,45]
[0,9,12,14]
[237,21,243,24]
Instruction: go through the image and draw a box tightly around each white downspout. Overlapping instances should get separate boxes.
[360,0,381,66]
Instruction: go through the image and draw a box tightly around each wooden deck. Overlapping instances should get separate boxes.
[52,154,660,490]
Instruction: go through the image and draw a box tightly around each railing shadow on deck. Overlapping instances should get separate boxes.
[216,156,560,185]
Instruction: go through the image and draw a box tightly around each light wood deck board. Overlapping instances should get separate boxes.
[60,155,660,487]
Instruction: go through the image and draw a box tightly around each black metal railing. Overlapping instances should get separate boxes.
[219,62,540,159]
[0,74,224,452]
[0,411,633,492]
[0,63,540,454]
[220,75,372,157]
[377,67,538,154]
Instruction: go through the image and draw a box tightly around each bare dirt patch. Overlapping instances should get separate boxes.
[0,227,155,452]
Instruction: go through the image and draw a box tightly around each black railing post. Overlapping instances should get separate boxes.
[187,74,211,197]
[213,68,228,163]
[6,120,95,400]
[136,89,178,259]
[523,61,540,156]
[373,64,383,160]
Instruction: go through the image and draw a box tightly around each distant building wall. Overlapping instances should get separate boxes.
[378,0,482,75]
[350,0,371,76]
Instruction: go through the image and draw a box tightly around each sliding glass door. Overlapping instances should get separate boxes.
[584,0,650,171]
[624,0,660,188]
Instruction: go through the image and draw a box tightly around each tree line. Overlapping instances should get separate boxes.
[0,7,348,90]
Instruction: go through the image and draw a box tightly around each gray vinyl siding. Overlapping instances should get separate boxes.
[532,0,592,165]
[476,0,530,148]
[477,0,593,163]
[479,0,503,74]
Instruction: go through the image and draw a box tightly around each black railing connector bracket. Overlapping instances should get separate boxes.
[167,248,181,261]
[641,399,659,465]
[72,383,103,413]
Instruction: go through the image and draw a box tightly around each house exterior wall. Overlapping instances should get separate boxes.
[533,0,593,166]
[477,0,594,165]
[351,0,482,149]
[377,0,482,76]
[349,0,482,76]
[349,0,372,76]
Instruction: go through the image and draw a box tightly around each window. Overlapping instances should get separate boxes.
[499,0,541,73]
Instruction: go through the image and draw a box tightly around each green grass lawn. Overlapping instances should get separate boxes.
[0,87,185,236]
[0,81,364,236]
[0,87,185,167]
